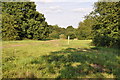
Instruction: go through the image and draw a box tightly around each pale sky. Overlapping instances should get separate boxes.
[31,0,98,28]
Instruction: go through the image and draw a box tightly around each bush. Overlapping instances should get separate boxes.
[59,34,66,39]
[66,32,76,39]
[49,31,59,39]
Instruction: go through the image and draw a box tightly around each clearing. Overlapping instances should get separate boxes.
[2,39,120,78]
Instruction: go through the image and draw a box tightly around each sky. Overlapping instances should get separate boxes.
[31,0,98,28]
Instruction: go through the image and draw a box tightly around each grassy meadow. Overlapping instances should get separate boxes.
[2,39,120,78]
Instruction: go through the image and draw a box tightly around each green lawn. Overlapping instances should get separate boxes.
[2,39,120,78]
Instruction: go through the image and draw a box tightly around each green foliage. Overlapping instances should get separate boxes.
[92,2,120,48]
[2,13,21,40]
[49,31,60,39]
[65,26,76,39]
[48,25,66,39]
[66,26,74,31]
[48,25,77,39]
[59,34,66,39]
[66,32,76,39]
[76,16,94,40]
[2,2,50,40]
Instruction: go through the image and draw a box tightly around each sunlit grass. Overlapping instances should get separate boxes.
[2,39,120,78]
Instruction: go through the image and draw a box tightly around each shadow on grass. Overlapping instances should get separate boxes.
[40,47,120,78]
[40,39,53,41]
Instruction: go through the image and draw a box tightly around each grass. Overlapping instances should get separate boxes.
[2,39,120,78]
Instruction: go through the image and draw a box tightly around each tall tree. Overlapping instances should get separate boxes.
[2,2,50,40]
[92,2,120,48]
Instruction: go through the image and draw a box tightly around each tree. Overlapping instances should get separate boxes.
[76,16,95,40]
[92,2,120,48]
[65,26,76,39]
[2,2,50,40]
[59,34,66,39]
[48,25,66,39]
[2,13,20,40]
[66,26,74,31]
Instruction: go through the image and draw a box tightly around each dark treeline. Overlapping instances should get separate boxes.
[2,2,120,48]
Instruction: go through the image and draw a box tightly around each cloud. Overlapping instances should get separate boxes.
[49,6,61,10]
[72,8,93,13]
[55,9,62,13]
[44,9,62,13]
[48,6,63,13]
[42,6,63,13]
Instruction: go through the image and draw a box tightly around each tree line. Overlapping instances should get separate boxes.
[2,2,120,48]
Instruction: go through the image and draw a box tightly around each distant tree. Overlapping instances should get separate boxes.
[65,26,76,39]
[76,16,95,40]
[66,32,76,39]
[66,26,74,31]
[59,34,66,39]
[49,31,60,39]
[48,25,66,39]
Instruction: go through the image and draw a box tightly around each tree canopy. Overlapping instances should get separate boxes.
[2,2,50,40]
[92,2,120,48]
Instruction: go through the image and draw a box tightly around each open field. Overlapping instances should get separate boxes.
[2,39,120,78]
